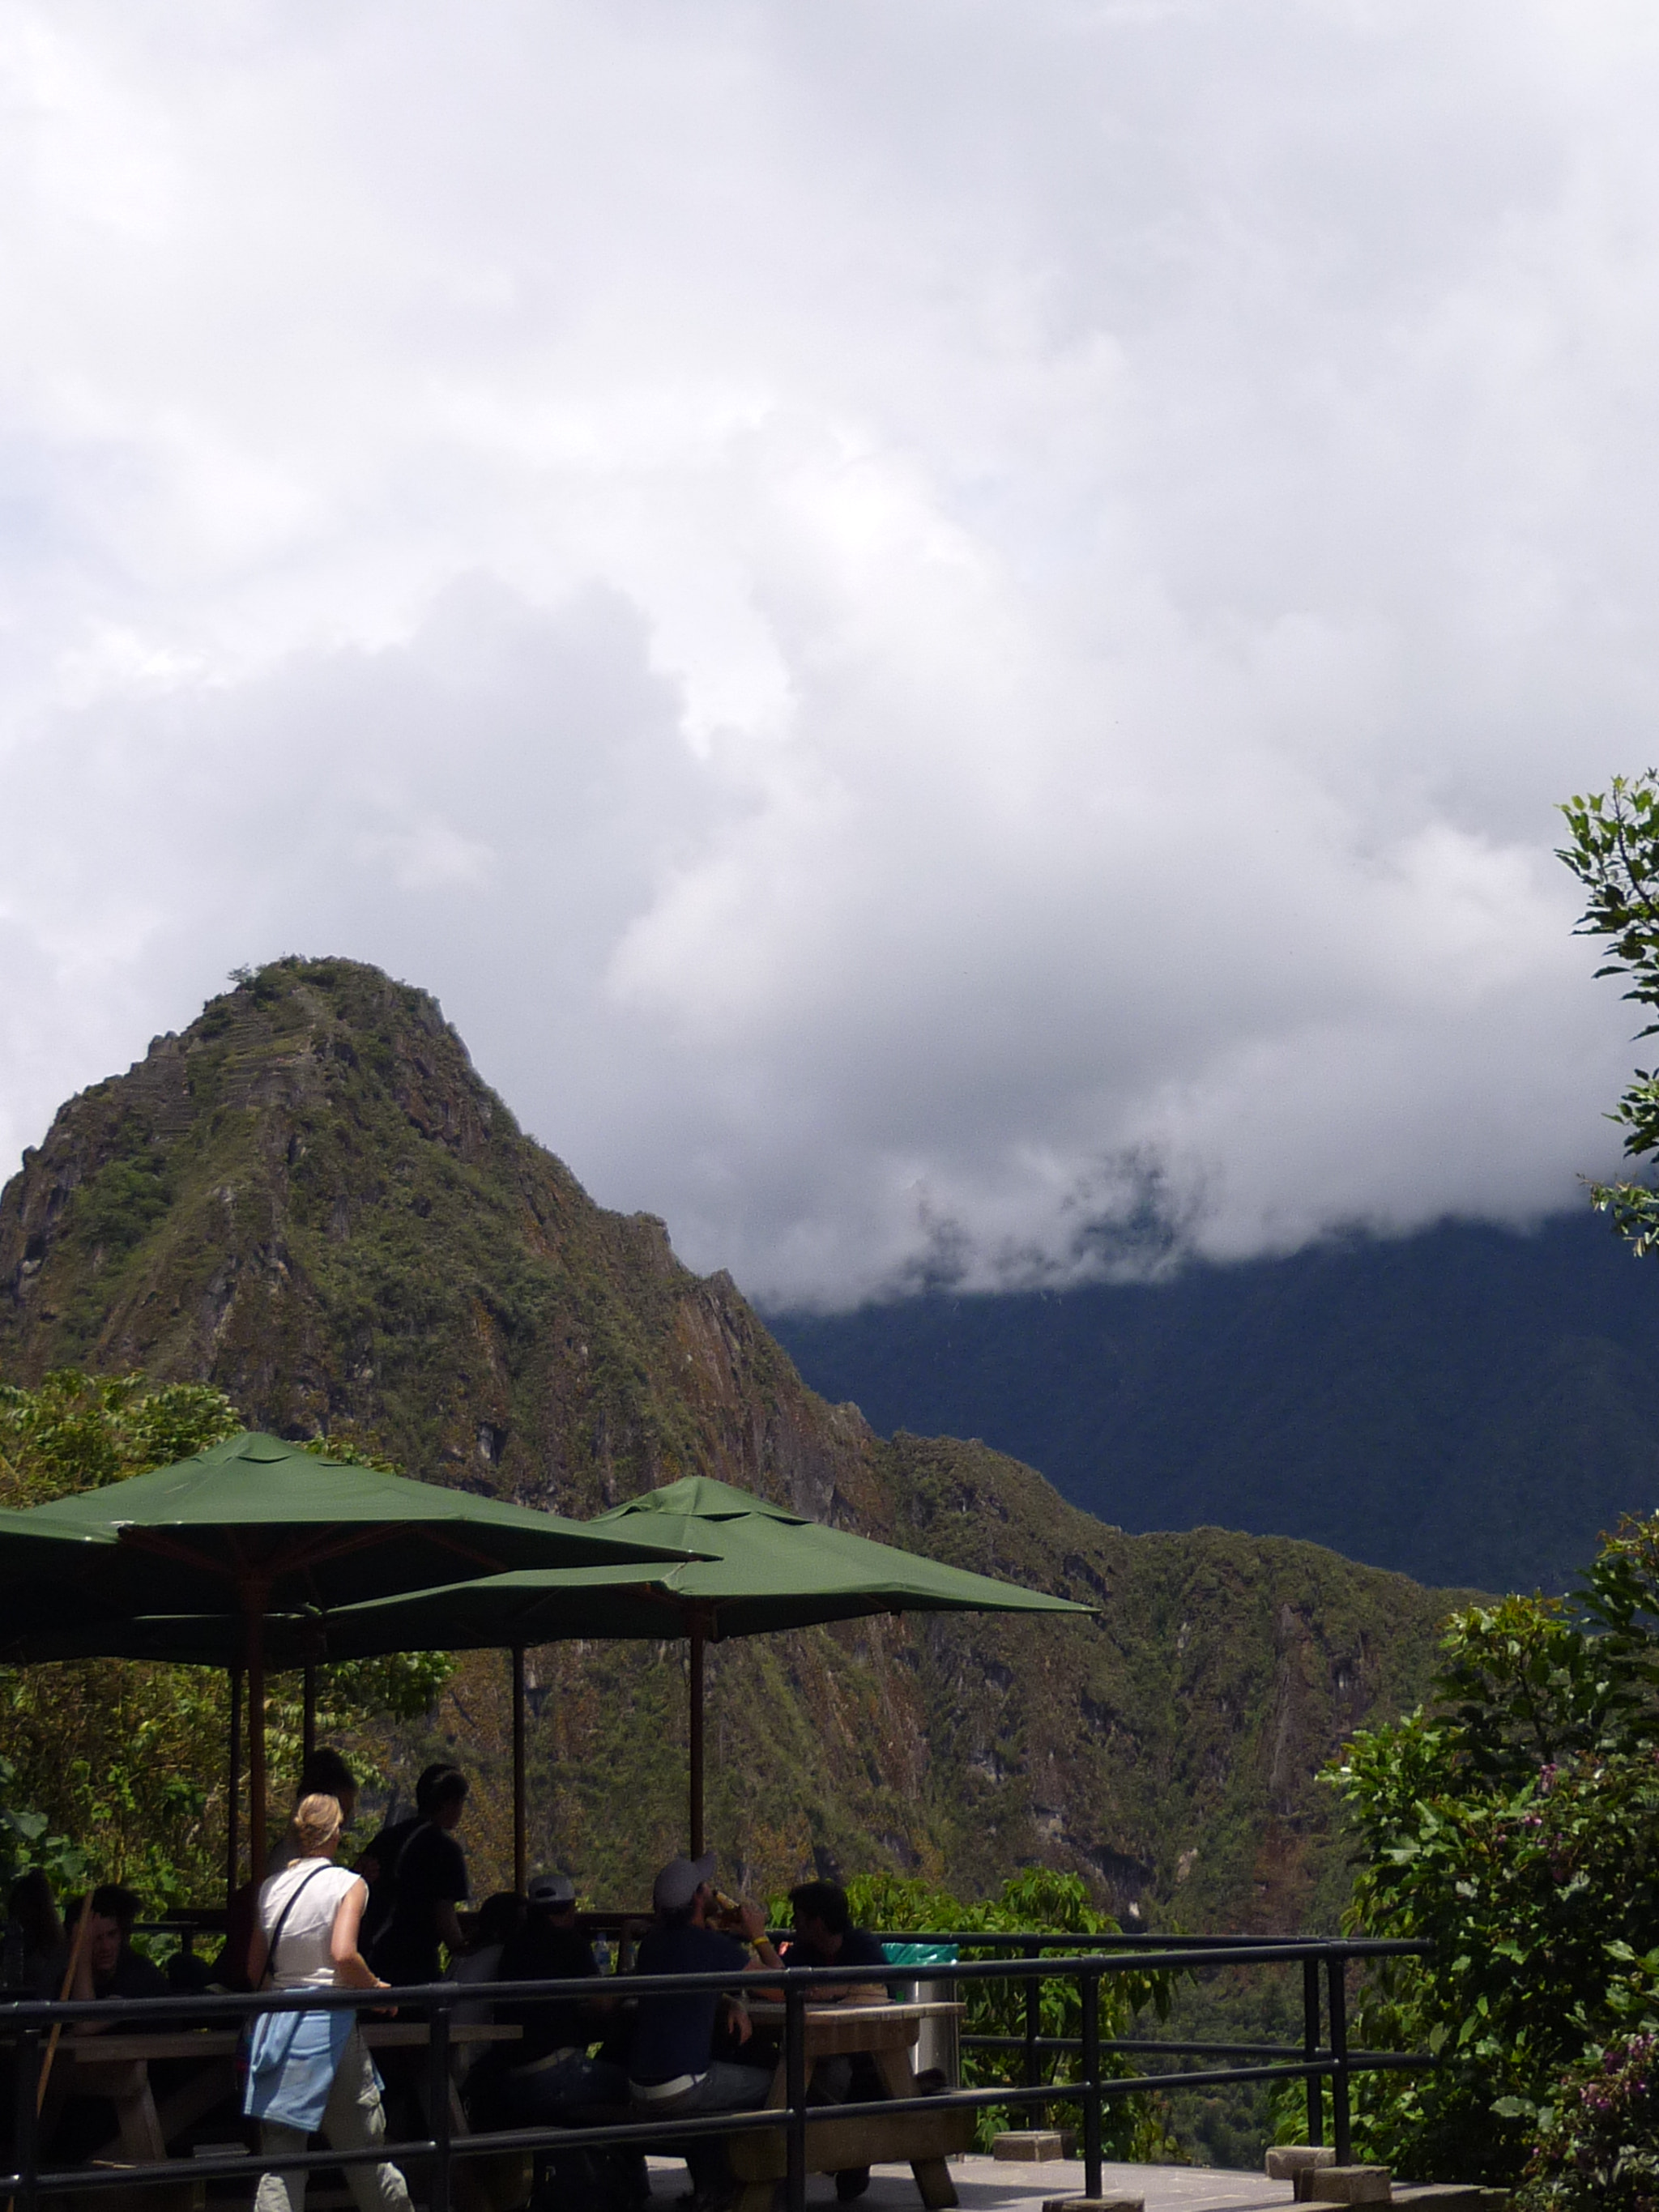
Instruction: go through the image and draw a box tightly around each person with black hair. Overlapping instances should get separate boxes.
[69,1885,169,2012]
[783,1883,891,2204]
[269,1750,360,1875]
[48,1886,169,2163]
[370,1767,471,1984]
[355,1763,450,1958]
[2,1870,66,1997]
[783,1882,888,1994]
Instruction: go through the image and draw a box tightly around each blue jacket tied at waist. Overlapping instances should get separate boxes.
[243,2007,359,2133]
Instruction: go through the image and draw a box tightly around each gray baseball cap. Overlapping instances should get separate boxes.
[527,1872,576,1907]
[651,1852,717,1915]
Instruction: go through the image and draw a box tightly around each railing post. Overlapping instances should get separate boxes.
[13,2026,41,2212]
[1024,1941,1043,2129]
[786,1975,807,2212]
[1326,1950,1350,2167]
[429,1993,452,2212]
[1303,1954,1323,2146]
[1081,1965,1102,2202]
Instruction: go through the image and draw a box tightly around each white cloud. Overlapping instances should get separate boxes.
[0,0,1655,1306]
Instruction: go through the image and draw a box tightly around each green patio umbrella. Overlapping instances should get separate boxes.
[313,1475,1093,1864]
[0,1505,128,1644]
[9,1434,702,1876]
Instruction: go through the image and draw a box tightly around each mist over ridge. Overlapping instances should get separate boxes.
[770,1208,1659,1594]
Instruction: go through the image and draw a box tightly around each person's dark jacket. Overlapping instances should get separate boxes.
[497,1919,602,2061]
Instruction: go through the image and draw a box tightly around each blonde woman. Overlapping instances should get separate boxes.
[244,1792,412,2212]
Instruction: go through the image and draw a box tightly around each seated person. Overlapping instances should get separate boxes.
[783,1883,889,2000]
[2,1870,66,1997]
[783,1882,893,2206]
[371,1766,471,1984]
[449,1890,524,2077]
[490,1873,624,2118]
[268,1747,359,1875]
[628,1854,782,2120]
[69,1886,169,2017]
[46,1886,170,2163]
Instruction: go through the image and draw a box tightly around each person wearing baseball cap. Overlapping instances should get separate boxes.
[627,1852,784,2163]
[488,1873,625,2121]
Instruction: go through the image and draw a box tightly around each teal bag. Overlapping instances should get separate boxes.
[881,1940,958,2004]
[881,1942,958,1969]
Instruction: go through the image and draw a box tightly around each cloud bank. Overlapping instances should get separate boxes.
[1,0,1656,1306]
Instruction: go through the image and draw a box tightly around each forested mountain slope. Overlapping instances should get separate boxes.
[772,1214,1659,1593]
[0,957,1461,1929]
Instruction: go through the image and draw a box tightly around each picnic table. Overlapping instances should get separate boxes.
[56,2019,522,2202]
[727,1999,971,2212]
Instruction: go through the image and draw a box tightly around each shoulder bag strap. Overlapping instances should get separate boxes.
[258,1863,334,1990]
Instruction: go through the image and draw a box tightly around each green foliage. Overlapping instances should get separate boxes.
[1558,772,1659,1253]
[0,1754,85,1894]
[0,1370,452,1910]
[1320,1515,1659,2184]
[764,1866,1181,2159]
[0,1367,241,1506]
[1519,2033,1659,2212]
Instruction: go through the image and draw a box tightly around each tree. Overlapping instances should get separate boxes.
[0,1367,241,1507]
[1557,773,1659,1252]
[1324,1516,1659,2185]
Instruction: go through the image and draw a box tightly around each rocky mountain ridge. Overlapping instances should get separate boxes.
[0,957,1461,1933]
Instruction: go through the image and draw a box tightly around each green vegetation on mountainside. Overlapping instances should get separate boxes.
[770,1213,1659,1596]
[0,960,1460,1967]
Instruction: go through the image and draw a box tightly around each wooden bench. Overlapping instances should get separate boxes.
[725,2001,972,2212]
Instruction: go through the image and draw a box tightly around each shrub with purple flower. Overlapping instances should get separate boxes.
[1520,2035,1659,2212]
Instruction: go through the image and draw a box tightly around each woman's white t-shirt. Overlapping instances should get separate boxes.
[258,1860,365,1990]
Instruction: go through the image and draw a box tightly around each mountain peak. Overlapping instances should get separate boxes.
[0,954,853,1517]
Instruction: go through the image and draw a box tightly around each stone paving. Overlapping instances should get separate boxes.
[646,2154,1298,2212]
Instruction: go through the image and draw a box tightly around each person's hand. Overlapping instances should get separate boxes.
[738,1901,766,1943]
[723,1997,753,2044]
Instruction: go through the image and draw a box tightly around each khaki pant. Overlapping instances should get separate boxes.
[254,2028,412,2212]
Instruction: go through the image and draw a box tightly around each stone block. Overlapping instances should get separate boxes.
[1391,2190,1510,2211]
[1269,2148,1338,2180]
[1299,2167,1392,2205]
[1042,2199,1145,2212]
[993,2129,1077,2161]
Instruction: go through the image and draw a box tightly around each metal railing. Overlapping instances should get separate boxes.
[2,1936,1433,2212]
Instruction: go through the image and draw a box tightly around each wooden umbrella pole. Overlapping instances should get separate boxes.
[511,1646,527,1895]
[245,1594,267,1885]
[227,1668,243,1903]
[688,1619,706,1859]
[36,1882,97,2114]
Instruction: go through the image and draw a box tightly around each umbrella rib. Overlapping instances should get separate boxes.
[117,1528,233,1581]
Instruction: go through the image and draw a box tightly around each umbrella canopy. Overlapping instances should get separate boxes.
[319,1474,1090,1648]
[11,1472,1089,1881]
[5,1432,702,1871]
[313,1474,1093,1858]
[21,1431,693,1612]
[0,1505,128,1647]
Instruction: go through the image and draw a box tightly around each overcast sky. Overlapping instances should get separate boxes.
[2,2,1658,1309]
